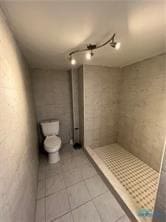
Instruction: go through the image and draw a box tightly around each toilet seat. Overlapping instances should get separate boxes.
[44,135,61,153]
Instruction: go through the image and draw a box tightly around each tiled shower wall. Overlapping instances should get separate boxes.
[31,69,73,144]
[118,54,166,171]
[0,9,38,222]
[83,65,121,148]
[82,54,166,172]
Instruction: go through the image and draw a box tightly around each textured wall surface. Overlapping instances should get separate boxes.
[0,9,38,222]
[31,69,73,143]
[83,65,121,148]
[118,54,166,171]
[153,143,166,222]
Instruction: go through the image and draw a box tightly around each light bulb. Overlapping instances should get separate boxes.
[71,57,76,65]
[115,42,121,50]
[86,51,92,60]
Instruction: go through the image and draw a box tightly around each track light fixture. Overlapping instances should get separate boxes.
[69,33,120,65]
[69,56,76,65]
[85,51,94,60]
[110,41,121,50]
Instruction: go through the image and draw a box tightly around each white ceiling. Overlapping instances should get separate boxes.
[1,0,166,70]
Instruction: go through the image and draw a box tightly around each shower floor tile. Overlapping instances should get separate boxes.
[35,144,130,222]
[94,143,159,211]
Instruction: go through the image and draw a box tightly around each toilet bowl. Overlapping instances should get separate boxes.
[44,135,62,164]
[40,120,62,164]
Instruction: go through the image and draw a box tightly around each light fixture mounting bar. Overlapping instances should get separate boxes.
[69,33,120,65]
[69,33,116,57]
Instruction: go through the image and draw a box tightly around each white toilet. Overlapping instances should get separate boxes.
[40,120,62,164]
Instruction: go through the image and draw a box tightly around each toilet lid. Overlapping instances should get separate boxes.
[44,135,61,151]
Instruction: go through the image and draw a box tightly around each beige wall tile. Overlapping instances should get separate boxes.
[0,9,38,222]
[83,65,121,148]
[31,69,73,143]
[118,54,166,171]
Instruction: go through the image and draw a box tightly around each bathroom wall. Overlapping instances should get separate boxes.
[118,54,166,171]
[83,65,121,148]
[0,8,38,222]
[31,69,73,143]
[154,174,166,221]
[153,142,166,222]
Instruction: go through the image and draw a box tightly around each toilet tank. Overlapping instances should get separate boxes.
[40,120,59,136]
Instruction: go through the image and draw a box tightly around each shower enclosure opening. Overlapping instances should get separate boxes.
[74,54,166,222]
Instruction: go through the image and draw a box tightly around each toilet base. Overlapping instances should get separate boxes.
[48,151,60,164]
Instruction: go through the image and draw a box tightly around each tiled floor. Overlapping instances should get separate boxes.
[35,144,131,222]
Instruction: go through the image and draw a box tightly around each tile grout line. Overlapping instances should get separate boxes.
[38,164,99,201]
[49,189,109,222]
[115,214,127,222]
[51,211,72,222]
[37,149,109,222]
[61,168,73,221]
[65,186,74,222]
[41,176,109,202]
[83,178,103,222]
[83,171,127,222]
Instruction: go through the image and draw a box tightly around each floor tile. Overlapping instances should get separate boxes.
[60,145,74,157]
[63,168,83,187]
[46,190,70,222]
[61,144,73,151]
[46,174,65,196]
[72,150,87,159]
[37,179,46,199]
[45,162,62,178]
[116,215,131,222]
[38,166,46,180]
[81,165,97,179]
[93,191,125,222]
[75,155,91,167]
[85,175,108,198]
[60,146,73,160]
[53,212,73,222]
[61,152,73,163]
[35,199,45,222]
[72,149,85,157]
[37,145,130,222]
[61,153,79,172]
[67,181,91,209]
[39,154,48,167]
[72,201,101,222]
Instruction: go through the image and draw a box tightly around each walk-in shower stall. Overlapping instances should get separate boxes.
[75,54,166,222]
